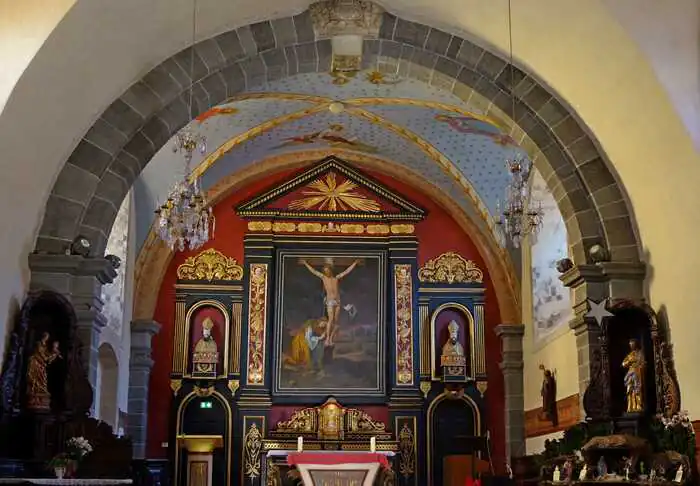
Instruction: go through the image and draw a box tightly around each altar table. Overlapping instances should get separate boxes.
[0,480,132,485]
[285,451,393,486]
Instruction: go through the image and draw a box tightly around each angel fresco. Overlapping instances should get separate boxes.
[435,114,518,147]
[273,124,378,154]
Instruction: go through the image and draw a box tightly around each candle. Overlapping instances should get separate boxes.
[297,436,303,452]
[370,436,376,452]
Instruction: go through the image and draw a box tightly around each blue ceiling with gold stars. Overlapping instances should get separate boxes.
[135,70,530,248]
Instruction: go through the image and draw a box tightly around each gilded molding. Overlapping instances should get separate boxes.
[418,251,484,284]
[173,300,186,374]
[246,263,268,385]
[398,422,416,478]
[243,422,263,478]
[228,379,240,395]
[419,303,430,376]
[231,302,243,374]
[170,379,182,396]
[246,220,412,235]
[394,264,414,386]
[176,248,244,281]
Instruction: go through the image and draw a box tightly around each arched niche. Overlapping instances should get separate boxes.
[427,392,484,486]
[97,342,119,428]
[175,391,233,486]
[183,301,230,378]
[429,303,476,380]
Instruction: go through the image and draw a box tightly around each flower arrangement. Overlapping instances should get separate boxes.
[66,436,93,460]
[651,411,695,460]
[47,437,93,478]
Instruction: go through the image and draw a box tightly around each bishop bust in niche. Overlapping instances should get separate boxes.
[440,320,467,382]
[192,317,219,378]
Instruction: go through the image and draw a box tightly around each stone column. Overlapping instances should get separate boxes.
[128,319,161,459]
[29,254,116,388]
[495,324,525,460]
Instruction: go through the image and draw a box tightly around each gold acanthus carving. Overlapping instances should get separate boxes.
[170,379,182,396]
[398,423,416,478]
[274,397,386,439]
[246,221,412,235]
[418,251,484,284]
[244,423,262,479]
[246,264,268,385]
[176,248,243,281]
[394,265,414,385]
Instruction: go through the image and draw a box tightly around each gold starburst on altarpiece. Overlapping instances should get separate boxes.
[288,172,381,212]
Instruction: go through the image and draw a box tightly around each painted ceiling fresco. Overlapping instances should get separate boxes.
[135,71,533,248]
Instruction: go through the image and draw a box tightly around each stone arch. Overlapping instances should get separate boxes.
[35,10,641,268]
[96,342,119,428]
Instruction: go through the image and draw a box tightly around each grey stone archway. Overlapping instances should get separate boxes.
[37,10,639,266]
[30,8,647,441]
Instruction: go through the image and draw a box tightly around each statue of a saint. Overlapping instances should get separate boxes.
[192,317,219,375]
[539,364,558,426]
[26,332,61,411]
[441,320,465,357]
[622,339,645,413]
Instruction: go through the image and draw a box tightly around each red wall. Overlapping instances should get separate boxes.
[147,167,505,466]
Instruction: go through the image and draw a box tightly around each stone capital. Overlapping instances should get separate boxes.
[75,308,108,332]
[130,319,161,350]
[29,253,117,284]
[559,264,605,288]
[494,323,525,338]
[499,361,524,372]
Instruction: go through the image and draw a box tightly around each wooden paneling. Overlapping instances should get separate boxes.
[525,394,580,438]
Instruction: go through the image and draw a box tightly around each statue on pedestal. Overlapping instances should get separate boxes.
[440,320,467,380]
[26,332,62,411]
[622,339,645,413]
[192,318,219,376]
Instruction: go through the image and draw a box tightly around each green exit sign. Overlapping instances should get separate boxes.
[200,401,213,409]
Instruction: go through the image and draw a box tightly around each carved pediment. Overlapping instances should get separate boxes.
[418,251,484,284]
[176,248,243,281]
[273,397,388,440]
[236,157,425,222]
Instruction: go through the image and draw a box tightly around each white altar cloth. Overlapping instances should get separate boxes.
[266,450,395,457]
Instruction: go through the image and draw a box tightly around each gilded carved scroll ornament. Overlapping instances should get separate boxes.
[176,248,244,281]
[418,251,484,284]
[398,423,416,478]
[244,423,263,479]
[394,265,414,385]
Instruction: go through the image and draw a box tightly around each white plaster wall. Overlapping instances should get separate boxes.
[1,0,700,417]
[97,192,133,417]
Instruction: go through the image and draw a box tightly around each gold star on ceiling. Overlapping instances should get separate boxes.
[288,172,381,212]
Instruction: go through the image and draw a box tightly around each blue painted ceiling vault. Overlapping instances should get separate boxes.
[135,71,535,250]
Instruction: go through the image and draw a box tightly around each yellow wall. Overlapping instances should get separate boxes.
[521,236,579,413]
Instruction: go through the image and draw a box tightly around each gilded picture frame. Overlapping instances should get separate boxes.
[272,249,386,398]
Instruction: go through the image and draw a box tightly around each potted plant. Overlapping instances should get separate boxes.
[47,453,71,479]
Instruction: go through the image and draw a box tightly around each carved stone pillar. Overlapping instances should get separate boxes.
[28,254,116,388]
[128,319,161,459]
[495,324,525,460]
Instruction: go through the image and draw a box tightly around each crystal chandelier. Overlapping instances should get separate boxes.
[496,152,543,248]
[154,0,214,252]
[495,0,544,248]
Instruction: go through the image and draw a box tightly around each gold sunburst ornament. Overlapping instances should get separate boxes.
[288,172,381,212]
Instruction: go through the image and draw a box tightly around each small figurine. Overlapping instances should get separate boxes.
[597,456,608,478]
[674,465,684,483]
[192,317,219,375]
[563,459,573,482]
[579,464,588,481]
[553,466,561,483]
[622,339,645,413]
[505,463,513,480]
[650,468,657,482]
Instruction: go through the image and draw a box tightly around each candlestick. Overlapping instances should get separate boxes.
[297,436,303,452]
[370,436,376,452]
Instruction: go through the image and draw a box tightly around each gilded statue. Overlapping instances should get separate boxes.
[622,339,645,413]
[26,332,62,411]
[441,320,465,357]
[192,317,219,375]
